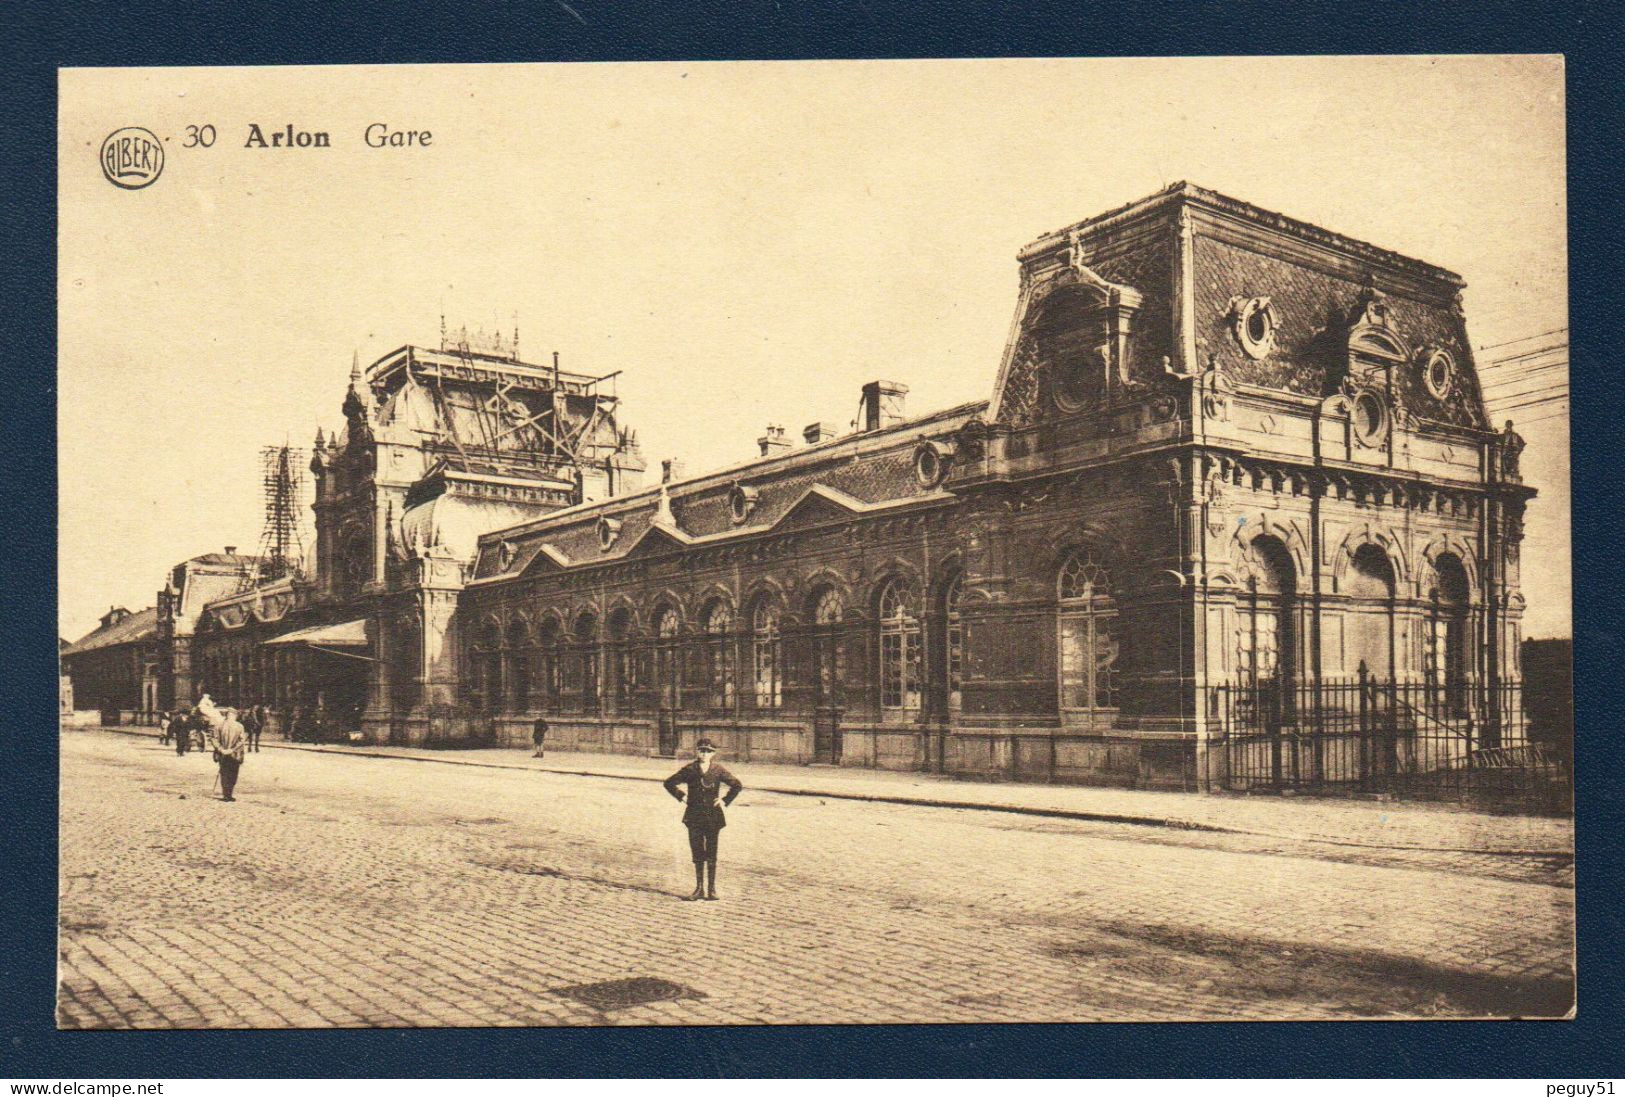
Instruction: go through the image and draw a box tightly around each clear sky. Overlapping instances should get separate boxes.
[58,56,1569,640]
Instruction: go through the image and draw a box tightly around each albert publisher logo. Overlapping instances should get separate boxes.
[99,127,164,189]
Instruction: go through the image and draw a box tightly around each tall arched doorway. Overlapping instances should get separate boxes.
[809,586,844,764]
[1345,543,1397,680]
[1428,553,1471,715]
[1238,535,1297,692]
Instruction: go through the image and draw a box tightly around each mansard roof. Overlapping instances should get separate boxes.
[1023,181,1466,287]
[468,398,984,584]
[61,605,159,657]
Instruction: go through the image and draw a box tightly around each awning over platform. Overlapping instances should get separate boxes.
[264,619,369,648]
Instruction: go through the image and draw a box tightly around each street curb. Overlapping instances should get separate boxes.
[84,724,1573,860]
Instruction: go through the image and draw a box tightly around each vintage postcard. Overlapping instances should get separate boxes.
[57,57,1572,1027]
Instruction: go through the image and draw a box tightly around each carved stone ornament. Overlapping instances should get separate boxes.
[1205,475,1229,538]
[1353,286,1393,330]
[1227,296,1279,360]
[955,416,988,460]
[1500,422,1526,479]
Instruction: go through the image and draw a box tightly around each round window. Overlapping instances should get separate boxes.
[727,484,758,524]
[1053,352,1103,412]
[914,446,940,487]
[1352,391,1388,446]
[913,439,955,488]
[1231,296,1278,360]
[1423,349,1455,400]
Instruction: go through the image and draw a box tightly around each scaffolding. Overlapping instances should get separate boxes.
[239,445,307,590]
[414,338,623,490]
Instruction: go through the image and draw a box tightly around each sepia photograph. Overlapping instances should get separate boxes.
[56,56,1573,1028]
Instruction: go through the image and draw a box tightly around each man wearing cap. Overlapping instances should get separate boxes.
[663,738,742,901]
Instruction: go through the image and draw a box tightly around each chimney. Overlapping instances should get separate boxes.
[860,380,909,431]
[803,422,836,445]
[661,458,685,483]
[224,546,237,556]
[757,424,791,457]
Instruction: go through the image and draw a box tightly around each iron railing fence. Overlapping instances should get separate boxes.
[1205,666,1569,814]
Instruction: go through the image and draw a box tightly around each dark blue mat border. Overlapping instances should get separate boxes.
[4,0,1620,1079]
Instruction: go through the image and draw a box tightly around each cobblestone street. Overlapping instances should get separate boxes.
[58,728,1574,1027]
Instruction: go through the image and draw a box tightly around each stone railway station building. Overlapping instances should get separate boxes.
[163,184,1533,792]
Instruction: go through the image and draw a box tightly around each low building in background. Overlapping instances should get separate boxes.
[60,605,160,724]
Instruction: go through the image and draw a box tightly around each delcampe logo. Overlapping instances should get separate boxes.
[99,127,165,189]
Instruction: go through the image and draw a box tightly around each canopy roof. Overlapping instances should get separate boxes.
[263,619,368,648]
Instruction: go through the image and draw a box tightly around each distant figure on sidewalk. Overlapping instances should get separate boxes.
[532,716,548,758]
[213,708,247,802]
[663,738,742,902]
[157,710,172,746]
[172,710,191,756]
[242,704,263,753]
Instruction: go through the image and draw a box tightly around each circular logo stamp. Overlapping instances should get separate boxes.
[99,127,165,189]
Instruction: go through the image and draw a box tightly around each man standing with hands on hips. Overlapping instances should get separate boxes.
[664,738,742,901]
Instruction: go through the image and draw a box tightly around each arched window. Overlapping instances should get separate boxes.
[1427,554,1471,712]
[469,618,502,715]
[536,616,562,712]
[877,578,922,712]
[1058,549,1119,714]
[505,619,530,713]
[751,598,781,710]
[654,605,682,710]
[607,607,634,713]
[701,600,735,711]
[944,573,964,713]
[1237,535,1295,688]
[573,612,599,713]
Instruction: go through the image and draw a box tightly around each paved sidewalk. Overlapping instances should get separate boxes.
[97,723,1571,856]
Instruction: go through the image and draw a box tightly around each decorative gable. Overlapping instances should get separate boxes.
[990,231,1151,430]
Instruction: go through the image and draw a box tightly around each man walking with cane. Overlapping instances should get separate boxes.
[213,707,248,802]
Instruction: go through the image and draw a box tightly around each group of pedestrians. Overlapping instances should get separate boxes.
[156,700,264,802]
